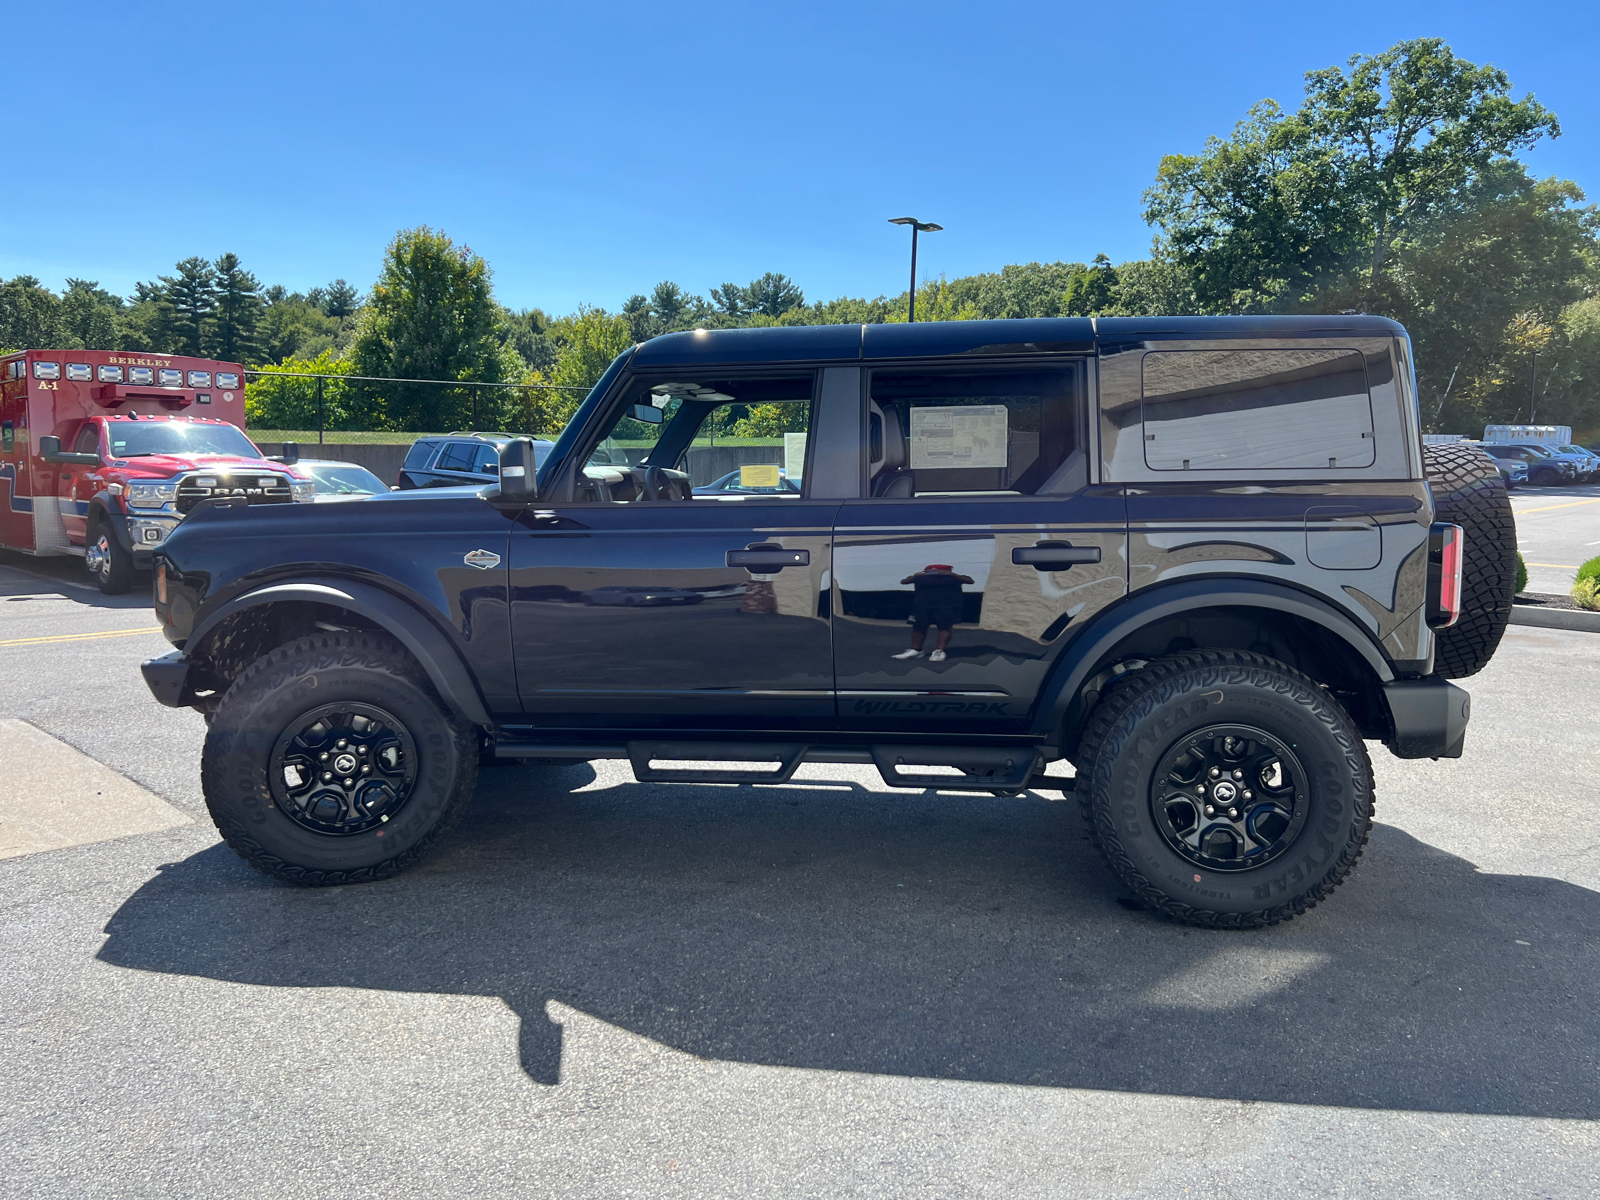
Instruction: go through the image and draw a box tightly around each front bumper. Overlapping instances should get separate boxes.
[141,650,191,707]
[1383,676,1470,759]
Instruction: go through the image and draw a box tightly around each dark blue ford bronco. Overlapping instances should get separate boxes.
[143,316,1514,927]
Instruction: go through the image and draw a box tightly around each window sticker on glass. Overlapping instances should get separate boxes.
[740,464,781,489]
[909,404,1008,470]
[783,432,807,480]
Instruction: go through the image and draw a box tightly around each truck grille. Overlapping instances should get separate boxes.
[175,472,295,514]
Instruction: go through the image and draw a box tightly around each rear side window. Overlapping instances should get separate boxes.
[470,443,500,474]
[436,442,477,472]
[1142,349,1374,471]
[869,366,1081,496]
[403,440,439,469]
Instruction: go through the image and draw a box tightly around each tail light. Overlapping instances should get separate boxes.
[1428,522,1464,629]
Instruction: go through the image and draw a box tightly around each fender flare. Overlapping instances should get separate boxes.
[87,495,132,551]
[186,577,494,728]
[1028,577,1396,738]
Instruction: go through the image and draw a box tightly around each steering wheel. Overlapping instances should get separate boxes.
[642,465,669,501]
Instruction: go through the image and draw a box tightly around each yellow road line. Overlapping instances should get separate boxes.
[1526,563,1579,569]
[1513,497,1600,516]
[0,627,161,647]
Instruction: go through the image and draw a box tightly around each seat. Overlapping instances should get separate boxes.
[872,405,915,498]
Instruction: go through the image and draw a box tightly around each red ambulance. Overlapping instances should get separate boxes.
[0,348,311,593]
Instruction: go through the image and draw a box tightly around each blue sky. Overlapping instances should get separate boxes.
[3,0,1596,314]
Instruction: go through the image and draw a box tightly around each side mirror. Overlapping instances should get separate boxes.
[629,403,663,425]
[267,441,300,465]
[496,438,538,500]
[39,435,100,466]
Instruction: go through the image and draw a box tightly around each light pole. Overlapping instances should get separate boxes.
[888,217,942,322]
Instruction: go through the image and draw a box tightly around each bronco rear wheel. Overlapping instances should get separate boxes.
[1076,650,1374,929]
[1422,442,1516,679]
[201,632,478,885]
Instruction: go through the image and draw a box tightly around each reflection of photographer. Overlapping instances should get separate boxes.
[892,565,975,662]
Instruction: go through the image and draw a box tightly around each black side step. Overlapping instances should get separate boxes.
[870,745,1041,792]
[627,741,809,784]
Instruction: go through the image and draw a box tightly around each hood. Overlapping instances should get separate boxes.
[109,452,290,478]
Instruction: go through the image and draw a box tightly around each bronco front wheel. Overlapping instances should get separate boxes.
[201,632,478,885]
[1076,650,1374,928]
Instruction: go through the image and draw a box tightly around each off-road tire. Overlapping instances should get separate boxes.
[201,632,478,885]
[1422,442,1516,679]
[85,515,135,595]
[1076,650,1374,929]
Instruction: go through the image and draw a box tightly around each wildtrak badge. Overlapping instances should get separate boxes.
[463,549,501,569]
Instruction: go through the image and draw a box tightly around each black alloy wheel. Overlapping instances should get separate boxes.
[201,631,478,885]
[1075,649,1374,928]
[270,703,418,835]
[1150,725,1308,872]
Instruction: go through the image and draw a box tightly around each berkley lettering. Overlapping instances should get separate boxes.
[107,356,176,366]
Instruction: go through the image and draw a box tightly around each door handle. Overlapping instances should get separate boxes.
[1012,542,1101,569]
[727,543,809,570]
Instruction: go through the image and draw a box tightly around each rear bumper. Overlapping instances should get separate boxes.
[141,650,191,708]
[1383,676,1470,759]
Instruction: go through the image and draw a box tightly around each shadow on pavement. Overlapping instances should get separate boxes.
[99,762,1599,1118]
[0,553,148,610]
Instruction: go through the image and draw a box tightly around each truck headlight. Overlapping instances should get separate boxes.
[290,480,316,503]
[126,482,179,507]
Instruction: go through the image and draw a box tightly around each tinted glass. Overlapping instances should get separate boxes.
[869,366,1079,495]
[307,464,386,494]
[73,425,101,454]
[436,442,478,472]
[1142,349,1374,471]
[403,440,438,469]
[470,443,500,473]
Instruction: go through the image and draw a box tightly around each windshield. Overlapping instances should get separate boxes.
[305,463,387,495]
[108,421,260,459]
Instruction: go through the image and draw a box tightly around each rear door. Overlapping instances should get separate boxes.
[832,360,1127,735]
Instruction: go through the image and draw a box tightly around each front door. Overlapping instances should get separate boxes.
[58,422,103,544]
[508,370,837,730]
[832,361,1127,735]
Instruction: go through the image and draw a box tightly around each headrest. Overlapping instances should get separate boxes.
[880,405,906,471]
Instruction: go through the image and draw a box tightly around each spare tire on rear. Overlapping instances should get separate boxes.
[1423,442,1517,678]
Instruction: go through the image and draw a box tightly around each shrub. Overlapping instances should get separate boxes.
[1578,555,1600,585]
[1516,552,1528,594]
[1573,577,1600,611]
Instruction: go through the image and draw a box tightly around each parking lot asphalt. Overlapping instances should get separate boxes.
[1,557,1598,1199]
[1511,480,1600,594]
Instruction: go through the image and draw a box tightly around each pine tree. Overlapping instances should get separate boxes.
[159,257,217,356]
[210,253,262,363]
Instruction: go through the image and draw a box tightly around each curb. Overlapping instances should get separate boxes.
[1509,606,1600,633]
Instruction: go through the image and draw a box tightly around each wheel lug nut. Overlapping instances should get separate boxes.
[1242,790,1252,800]
[361,765,370,773]
[1208,767,1220,779]
[1196,786,1205,795]
[343,778,353,786]
[1232,770,1243,780]
[357,745,366,755]
[319,752,329,761]
[1205,805,1215,816]
[337,740,347,749]
[1228,808,1239,818]
[322,772,332,782]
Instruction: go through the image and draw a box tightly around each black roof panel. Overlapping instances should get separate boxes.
[631,324,862,366]
[1093,315,1406,339]
[864,318,1094,358]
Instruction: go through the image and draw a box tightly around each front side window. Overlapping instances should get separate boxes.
[574,375,814,503]
[1142,349,1374,471]
[73,425,101,455]
[868,366,1080,497]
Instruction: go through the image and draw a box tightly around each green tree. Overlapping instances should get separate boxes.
[59,279,121,349]
[210,253,263,363]
[518,306,633,433]
[159,257,218,355]
[257,286,341,364]
[1064,254,1120,316]
[245,348,355,431]
[0,276,62,350]
[349,227,513,431]
[1146,38,1561,311]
